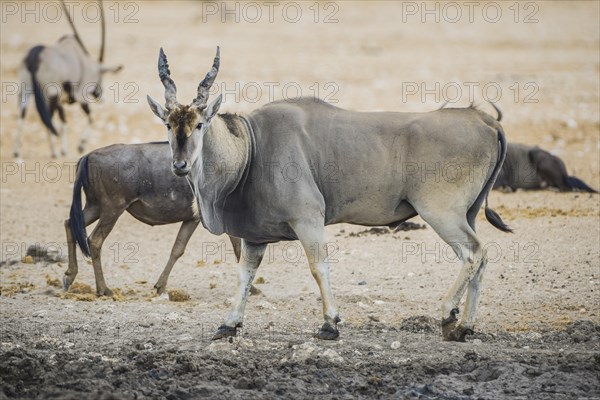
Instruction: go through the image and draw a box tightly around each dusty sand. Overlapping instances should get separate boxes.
[1,1,599,398]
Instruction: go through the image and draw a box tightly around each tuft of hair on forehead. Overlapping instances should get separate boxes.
[168,105,197,125]
[167,105,199,137]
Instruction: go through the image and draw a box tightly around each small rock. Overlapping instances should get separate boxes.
[526,332,542,341]
[291,342,317,362]
[32,310,48,318]
[368,315,380,322]
[464,350,478,361]
[235,377,252,389]
[26,244,62,262]
[358,281,367,286]
[208,341,235,353]
[63,325,75,334]
[256,300,275,310]
[22,255,34,264]
[254,377,266,389]
[473,338,482,345]
[321,348,344,364]
[390,341,401,350]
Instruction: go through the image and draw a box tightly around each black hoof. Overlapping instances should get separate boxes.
[154,283,165,296]
[62,276,72,291]
[444,326,474,342]
[442,308,459,327]
[212,324,237,340]
[315,322,339,340]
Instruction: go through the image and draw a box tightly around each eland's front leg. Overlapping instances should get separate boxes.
[213,240,266,340]
[292,220,341,340]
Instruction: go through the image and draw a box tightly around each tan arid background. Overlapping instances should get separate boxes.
[0,1,599,399]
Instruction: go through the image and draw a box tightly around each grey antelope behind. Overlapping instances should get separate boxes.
[65,142,241,296]
[14,0,122,159]
[494,143,598,193]
[147,47,512,341]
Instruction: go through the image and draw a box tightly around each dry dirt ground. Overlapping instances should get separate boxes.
[1,1,599,399]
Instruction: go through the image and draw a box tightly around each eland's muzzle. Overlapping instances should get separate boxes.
[172,160,190,176]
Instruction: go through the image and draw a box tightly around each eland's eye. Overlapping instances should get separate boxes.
[165,123,171,130]
[196,122,203,130]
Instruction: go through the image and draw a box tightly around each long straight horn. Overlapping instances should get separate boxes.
[193,46,220,109]
[60,0,89,55]
[158,48,178,109]
[98,0,105,62]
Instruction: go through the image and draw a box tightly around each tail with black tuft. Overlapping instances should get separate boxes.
[468,124,513,233]
[565,176,598,193]
[25,45,57,136]
[485,203,512,233]
[68,155,90,257]
[482,126,512,233]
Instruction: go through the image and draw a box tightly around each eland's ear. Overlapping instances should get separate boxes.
[205,94,222,121]
[100,64,123,74]
[147,95,167,120]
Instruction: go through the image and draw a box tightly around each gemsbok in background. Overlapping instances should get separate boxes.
[14,0,122,159]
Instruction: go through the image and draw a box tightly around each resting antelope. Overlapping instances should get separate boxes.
[14,0,122,159]
[494,143,598,193]
[147,48,511,341]
[439,103,597,193]
[65,143,241,296]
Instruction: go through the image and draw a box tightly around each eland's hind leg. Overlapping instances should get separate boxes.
[64,204,100,290]
[291,218,341,340]
[417,208,486,342]
[461,256,488,330]
[213,239,267,340]
[154,219,199,295]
